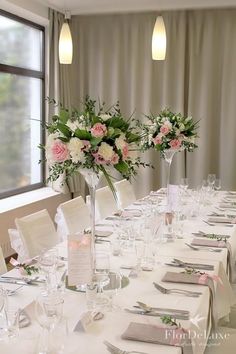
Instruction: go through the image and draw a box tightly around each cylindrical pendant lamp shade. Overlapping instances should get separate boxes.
[152,16,166,60]
[59,22,73,64]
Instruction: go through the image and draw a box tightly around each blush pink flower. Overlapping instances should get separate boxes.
[122,143,129,160]
[153,134,162,145]
[111,153,119,165]
[160,124,170,135]
[82,140,91,151]
[91,123,107,138]
[169,139,182,150]
[93,152,107,165]
[51,140,69,162]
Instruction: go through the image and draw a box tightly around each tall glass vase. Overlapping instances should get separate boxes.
[162,149,177,209]
[79,169,101,271]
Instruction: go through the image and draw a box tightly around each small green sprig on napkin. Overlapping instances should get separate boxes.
[20,264,39,276]
[204,234,227,242]
[160,315,181,327]
[183,267,205,275]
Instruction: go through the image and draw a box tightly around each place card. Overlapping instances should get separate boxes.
[74,311,94,332]
[67,232,93,286]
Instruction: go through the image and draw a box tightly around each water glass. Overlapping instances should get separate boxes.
[6,306,20,339]
[86,283,98,310]
[35,293,64,330]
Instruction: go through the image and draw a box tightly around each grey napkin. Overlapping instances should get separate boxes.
[122,322,193,354]
[162,271,217,329]
[191,238,234,282]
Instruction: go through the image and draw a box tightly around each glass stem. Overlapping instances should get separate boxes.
[166,160,171,207]
[88,184,96,271]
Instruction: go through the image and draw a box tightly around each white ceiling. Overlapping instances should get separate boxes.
[35,0,236,15]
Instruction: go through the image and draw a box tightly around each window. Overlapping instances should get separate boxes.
[0,10,45,199]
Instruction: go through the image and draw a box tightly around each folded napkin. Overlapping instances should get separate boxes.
[19,309,31,328]
[192,238,233,282]
[162,271,217,328]
[122,322,193,354]
[208,217,236,224]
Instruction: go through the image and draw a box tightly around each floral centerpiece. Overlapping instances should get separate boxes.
[39,96,149,272]
[141,108,198,208]
[41,96,146,192]
[141,108,198,155]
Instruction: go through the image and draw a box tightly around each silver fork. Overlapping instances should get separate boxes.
[203,220,233,227]
[185,242,222,253]
[104,340,148,354]
[153,282,202,296]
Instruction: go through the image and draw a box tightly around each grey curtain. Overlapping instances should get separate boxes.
[49,9,236,198]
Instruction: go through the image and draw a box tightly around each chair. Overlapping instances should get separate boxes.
[0,246,7,275]
[95,186,118,219]
[114,179,136,209]
[57,196,91,236]
[8,228,29,263]
[15,209,59,259]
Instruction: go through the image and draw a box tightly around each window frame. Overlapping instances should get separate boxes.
[0,9,45,199]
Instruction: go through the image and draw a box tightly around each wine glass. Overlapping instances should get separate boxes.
[38,249,58,293]
[35,293,64,354]
[180,178,189,190]
[214,178,221,191]
[207,174,216,187]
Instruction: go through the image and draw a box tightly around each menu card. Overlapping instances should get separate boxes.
[68,232,93,286]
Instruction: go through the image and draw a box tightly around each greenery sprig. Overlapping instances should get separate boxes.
[160,315,181,327]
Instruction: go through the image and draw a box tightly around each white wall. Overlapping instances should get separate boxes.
[0,0,49,25]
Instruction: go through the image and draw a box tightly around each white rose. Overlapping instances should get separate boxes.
[100,114,110,121]
[115,134,126,150]
[68,138,85,163]
[97,142,114,161]
[164,120,172,130]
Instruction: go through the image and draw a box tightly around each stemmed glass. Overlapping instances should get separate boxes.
[207,174,216,188]
[35,293,64,354]
[214,178,221,191]
[180,178,189,191]
[38,249,58,293]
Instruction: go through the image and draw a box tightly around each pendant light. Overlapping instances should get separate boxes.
[59,11,73,64]
[152,16,166,60]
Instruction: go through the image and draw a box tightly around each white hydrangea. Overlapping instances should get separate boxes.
[68,138,85,163]
[97,142,114,161]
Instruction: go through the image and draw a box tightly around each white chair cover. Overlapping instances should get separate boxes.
[15,209,59,259]
[0,246,7,275]
[56,196,90,236]
[8,228,29,263]
[114,179,136,209]
[96,186,118,219]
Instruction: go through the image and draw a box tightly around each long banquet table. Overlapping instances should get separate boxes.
[0,190,236,354]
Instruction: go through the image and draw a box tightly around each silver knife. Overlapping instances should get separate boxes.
[172,259,214,270]
[165,263,214,271]
[125,309,189,320]
[0,278,38,285]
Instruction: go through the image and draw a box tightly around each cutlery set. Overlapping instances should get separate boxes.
[165,258,214,271]
[153,282,202,297]
[185,243,222,253]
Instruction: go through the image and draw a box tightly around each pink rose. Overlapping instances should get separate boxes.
[169,139,182,150]
[91,123,107,138]
[122,143,129,160]
[153,135,162,145]
[93,152,107,165]
[51,140,69,162]
[160,124,170,135]
[111,153,119,165]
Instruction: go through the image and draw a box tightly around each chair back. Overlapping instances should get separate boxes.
[115,179,136,208]
[15,209,59,258]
